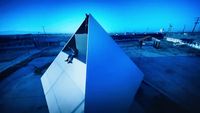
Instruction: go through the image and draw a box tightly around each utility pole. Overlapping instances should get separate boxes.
[42,26,46,34]
[42,26,48,47]
[192,17,200,33]
[182,25,185,33]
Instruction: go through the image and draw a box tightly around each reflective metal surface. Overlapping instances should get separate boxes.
[84,15,143,113]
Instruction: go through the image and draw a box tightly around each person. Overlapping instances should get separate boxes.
[66,47,78,63]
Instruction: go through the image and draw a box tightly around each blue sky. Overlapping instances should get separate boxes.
[0,0,200,34]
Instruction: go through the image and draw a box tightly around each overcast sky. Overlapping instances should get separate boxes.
[0,0,200,34]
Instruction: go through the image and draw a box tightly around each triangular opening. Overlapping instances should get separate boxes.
[62,14,89,63]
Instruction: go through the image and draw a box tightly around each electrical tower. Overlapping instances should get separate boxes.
[192,17,200,33]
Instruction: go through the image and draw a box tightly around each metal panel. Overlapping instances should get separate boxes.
[41,15,89,113]
[84,15,143,113]
[75,34,87,63]
[41,51,86,113]
[52,71,84,113]
[45,89,61,113]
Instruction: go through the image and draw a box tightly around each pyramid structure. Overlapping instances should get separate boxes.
[41,14,143,113]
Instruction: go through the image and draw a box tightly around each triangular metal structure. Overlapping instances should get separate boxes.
[41,14,143,113]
